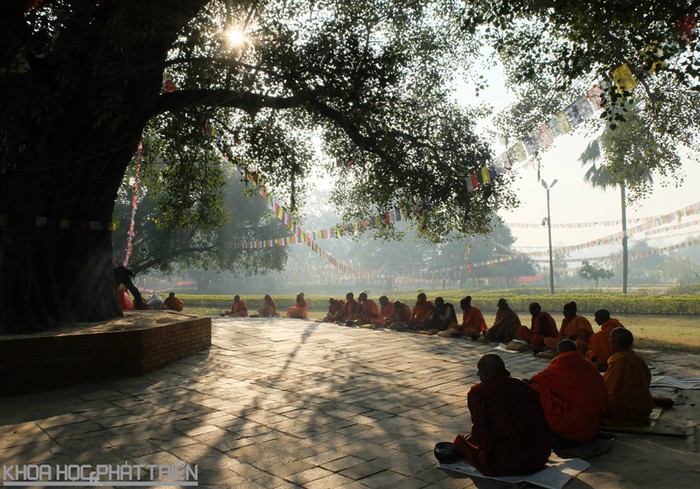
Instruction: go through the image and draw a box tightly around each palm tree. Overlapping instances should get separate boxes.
[579,120,655,294]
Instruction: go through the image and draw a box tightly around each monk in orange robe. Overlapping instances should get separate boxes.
[225,295,248,316]
[162,292,184,312]
[529,340,608,444]
[516,302,558,347]
[387,301,412,330]
[355,292,380,326]
[543,301,594,354]
[602,328,655,427]
[286,292,308,318]
[336,292,359,324]
[438,296,484,338]
[374,296,394,327]
[408,293,433,330]
[484,298,521,343]
[586,309,625,370]
[453,354,551,476]
[322,298,344,322]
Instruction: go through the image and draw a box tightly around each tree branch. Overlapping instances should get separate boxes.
[154,89,305,115]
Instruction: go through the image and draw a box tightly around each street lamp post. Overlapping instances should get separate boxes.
[541,179,558,294]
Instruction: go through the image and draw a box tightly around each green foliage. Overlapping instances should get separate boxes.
[578,259,615,288]
[113,149,289,276]
[478,0,700,198]
[179,290,700,315]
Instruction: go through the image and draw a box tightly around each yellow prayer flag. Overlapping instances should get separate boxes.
[612,63,637,94]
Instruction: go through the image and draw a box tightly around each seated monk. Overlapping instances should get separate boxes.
[322,298,344,322]
[355,292,380,327]
[529,340,608,445]
[516,302,558,348]
[423,297,458,334]
[387,301,412,330]
[408,293,434,330]
[439,296,487,338]
[484,298,521,343]
[225,295,248,316]
[337,292,359,325]
[258,294,278,317]
[374,296,394,327]
[286,292,308,319]
[454,354,552,476]
[543,301,594,354]
[162,292,184,312]
[601,328,655,427]
[585,309,625,370]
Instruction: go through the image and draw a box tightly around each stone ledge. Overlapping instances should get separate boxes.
[1,311,211,396]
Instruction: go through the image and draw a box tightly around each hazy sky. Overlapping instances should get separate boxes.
[464,60,700,256]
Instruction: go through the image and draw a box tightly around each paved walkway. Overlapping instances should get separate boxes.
[1,317,699,488]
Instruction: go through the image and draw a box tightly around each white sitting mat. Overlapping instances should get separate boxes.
[439,454,590,489]
[650,375,700,390]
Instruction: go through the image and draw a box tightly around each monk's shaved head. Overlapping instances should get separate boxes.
[477,354,510,382]
[610,327,633,351]
[557,339,577,354]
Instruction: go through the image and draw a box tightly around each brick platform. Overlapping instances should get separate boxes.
[1,311,211,395]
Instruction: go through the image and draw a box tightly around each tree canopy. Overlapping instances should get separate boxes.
[479,0,700,192]
[0,0,697,333]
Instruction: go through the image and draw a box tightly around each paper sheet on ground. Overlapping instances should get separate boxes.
[651,375,700,390]
[439,455,590,489]
[494,342,520,353]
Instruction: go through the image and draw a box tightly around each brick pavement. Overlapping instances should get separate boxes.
[1,317,699,488]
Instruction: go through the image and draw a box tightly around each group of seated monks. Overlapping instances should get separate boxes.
[321,292,488,336]
[454,329,658,476]
[222,292,308,318]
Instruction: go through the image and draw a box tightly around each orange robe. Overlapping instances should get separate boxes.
[287,298,308,318]
[544,315,594,351]
[530,351,609,441]
[357,299,380,323]
[231,300,248,317]
[586,318,624,365]
[374,302,394,325]
[602,349,654,426]
[454,374,551,476]
[516,311,558,347]
[162,296,184,311]
[410,301,434,328]
[337,298,359,322]
[485,307,521,343]
[324,300,343,321]
[460,306,487,336]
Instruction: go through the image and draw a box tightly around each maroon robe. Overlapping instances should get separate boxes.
[454,373,552,476]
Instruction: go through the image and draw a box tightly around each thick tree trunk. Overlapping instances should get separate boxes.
[620,184,628,295]
[0,0,209,334]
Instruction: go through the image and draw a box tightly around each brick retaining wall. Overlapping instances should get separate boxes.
[1,316,211,395]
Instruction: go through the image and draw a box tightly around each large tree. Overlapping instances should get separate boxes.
[0,0,518,333]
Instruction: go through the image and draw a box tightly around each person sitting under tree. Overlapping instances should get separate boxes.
[453,354,552,476]
[162,292,184,312]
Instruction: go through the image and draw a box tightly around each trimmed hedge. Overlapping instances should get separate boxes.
[176,292,700,315]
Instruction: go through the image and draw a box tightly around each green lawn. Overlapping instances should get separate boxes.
[187,306,700,354]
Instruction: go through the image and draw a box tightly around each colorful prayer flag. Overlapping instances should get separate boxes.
[612,63,637,93]
[522,134,540,156]
[481,166,491,184]
[677,10,697,46]
[564,103,583,128]
[535,125,553,148]
[547,111,571,138]
[573,95,594,119]
[506,142,527,163]
[586,85,605,111]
